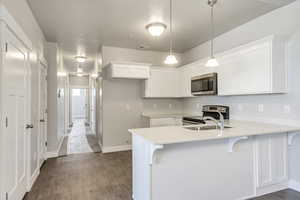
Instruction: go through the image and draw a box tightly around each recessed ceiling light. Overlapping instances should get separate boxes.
[146,22,167,37]
[75,56,87,63]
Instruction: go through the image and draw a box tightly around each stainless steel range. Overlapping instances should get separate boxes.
[182,105,230,125]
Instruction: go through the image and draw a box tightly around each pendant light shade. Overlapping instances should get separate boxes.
[164,54,178,65]
[206,57,219,67]
[205,0,219,67]
[164,0,178,65]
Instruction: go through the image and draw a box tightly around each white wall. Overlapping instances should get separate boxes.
[45,42,66,152]
[0,0,46,186]
[69,75,89,87]
[181,1,300,183]
[101,46,183,149]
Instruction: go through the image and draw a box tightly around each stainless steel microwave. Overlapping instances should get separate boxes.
[191,73,218,96]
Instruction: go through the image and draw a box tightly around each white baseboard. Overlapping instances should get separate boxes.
[256,182,288,197]
[289,180,300,192]
[28,168,40,191]
[46,136,65,159]
[102,145,132,153]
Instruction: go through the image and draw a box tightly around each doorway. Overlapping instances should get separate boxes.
[71,88,87,121]
[59,86,100,156]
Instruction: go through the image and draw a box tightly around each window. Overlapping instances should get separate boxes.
[72,89,81,96]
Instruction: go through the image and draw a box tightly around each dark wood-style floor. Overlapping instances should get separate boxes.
[24,151,300,200]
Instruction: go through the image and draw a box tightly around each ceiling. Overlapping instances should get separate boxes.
[27,0,296,72]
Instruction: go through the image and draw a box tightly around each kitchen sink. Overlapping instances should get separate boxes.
[184,125,232,131]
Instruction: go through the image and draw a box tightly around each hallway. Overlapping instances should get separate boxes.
[59,119,101,156]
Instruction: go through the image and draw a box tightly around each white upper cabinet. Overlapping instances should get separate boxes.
[143,67,179,98]
[143,35,287,98]
[217,35,287,96]
[107,62,151,79]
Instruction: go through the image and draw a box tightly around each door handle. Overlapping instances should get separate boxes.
[40,119,45,122]
[26,124,34,129]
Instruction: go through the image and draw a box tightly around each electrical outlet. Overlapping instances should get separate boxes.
[125,104,131,111]
[283,105,291,114]
[169,104,172,109]
[196,103,201,109]
[258,104,264,113]
[153,104,157,109]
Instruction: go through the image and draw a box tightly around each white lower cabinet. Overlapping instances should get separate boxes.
[133,132,289,200]
[255,133,288,190]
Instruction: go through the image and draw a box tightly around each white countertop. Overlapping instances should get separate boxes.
[129,120,300,145]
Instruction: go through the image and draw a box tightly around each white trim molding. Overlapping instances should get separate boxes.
[46,136,65,159]
[102,145,132,153]
[149,144,164,165]
[28,168,40,191]
[289,180,300,192]
[228,136,249,153]
[0,5,33,50]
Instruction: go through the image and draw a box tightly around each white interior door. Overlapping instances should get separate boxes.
[71,88,86,120]
[38,63,47,167]
[3,28,29,200]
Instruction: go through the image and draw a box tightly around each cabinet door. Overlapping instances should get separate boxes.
[144,68,179,98]
[255,133,287,188]
[218,42,271,96]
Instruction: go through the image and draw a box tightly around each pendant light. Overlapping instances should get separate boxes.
[164,0,178,65]
[205,0,219,67]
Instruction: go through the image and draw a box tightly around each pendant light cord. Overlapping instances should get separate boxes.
[210,2,215,58]
[170,0,173,55]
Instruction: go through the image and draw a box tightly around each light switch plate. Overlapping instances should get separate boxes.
[283,105,291,114]
[196,103,201,109]
[169,104,172,109]
[153,104,157,109]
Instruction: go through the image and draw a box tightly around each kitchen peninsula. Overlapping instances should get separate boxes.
[129,121,300,200]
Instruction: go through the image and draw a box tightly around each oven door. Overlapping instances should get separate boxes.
[191,73,218,95]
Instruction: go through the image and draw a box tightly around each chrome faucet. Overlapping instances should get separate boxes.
[203,111,225,130]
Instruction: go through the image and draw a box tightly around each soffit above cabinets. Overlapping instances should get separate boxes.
[107,62,151,80]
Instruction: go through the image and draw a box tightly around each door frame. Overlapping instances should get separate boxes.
[37,59,48,168]
[69,86,89,123]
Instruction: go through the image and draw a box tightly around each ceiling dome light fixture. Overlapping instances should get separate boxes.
[205,0,219,67]
[146,22,167,37]
[164,0,178,65]
[75,55,87,63]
